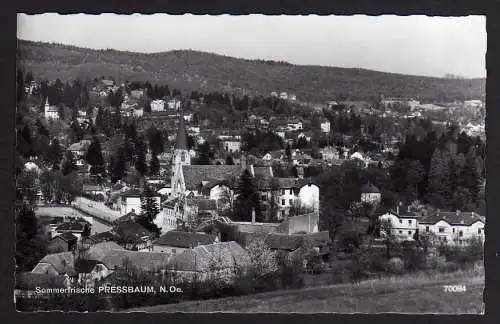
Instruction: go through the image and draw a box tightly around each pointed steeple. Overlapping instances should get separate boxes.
[175,114,187,150]
[45,97,49,107]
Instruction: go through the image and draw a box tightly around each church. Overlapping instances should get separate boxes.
[44,98,59,120]
[154,115,320,234]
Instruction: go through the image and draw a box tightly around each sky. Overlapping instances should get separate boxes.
[17,13,486,78]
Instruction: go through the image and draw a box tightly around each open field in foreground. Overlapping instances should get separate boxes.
[130,267,484,314]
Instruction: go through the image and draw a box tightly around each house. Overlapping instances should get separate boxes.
[166,241,251,284]
[151,99,166,112]
[44,98,59,120]
[167,98,182,110]
[133,107,144,118]
[130,89,145,99]
[270,91,278,97]
[262,150,284,162]
[32,252,76,277]
[100,249,170,274]
[75,259,113,288]
[418,210,485,246]
[320,119,331,133]
[379,211,420,242]
[112,219,155,251]
[155,197,184,233]
[82,184,105,197]
[320,146,340,161]
[297,132,313,142]
[68,140,91,159]
[360,182,382,205]
[264,231,331,256]
[119,188,161,215]
[152,230,216,254]
[287,119,303,131]
[54,221,90,240]
[183,111,194,123]
[220,136,242,153]
[289,94,297,101]
[47,232,78,253]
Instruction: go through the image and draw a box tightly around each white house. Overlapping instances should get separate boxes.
[151,99,166,112]
[320,146,339,161]
[167,99,182,110]
[360,182,382,205]
[133,107,144,118]
[379,211,419,242]
[418,211,485,246]
[222,138,242,153]
[320,120,331,133]
[287,120,303,131]
[280,92,288,100]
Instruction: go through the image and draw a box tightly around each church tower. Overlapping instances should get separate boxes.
[44,97,50,116]
[171,115,190,196]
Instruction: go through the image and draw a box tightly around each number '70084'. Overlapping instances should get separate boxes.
[443,285,467,292]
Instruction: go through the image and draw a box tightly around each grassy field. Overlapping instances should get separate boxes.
[129,266,484,314]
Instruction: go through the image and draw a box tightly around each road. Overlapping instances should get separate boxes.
[72,196,122,224]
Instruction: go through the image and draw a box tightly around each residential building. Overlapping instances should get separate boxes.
[360,182,382,205]
[119,188,161,216]
[151,99,166,112]
[320,119,331,133]
[152,231,216,254]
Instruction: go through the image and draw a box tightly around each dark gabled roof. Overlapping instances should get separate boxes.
[114,211,139,224]
[264,231,331,251]
[253,166,273,179]
[54,232,78,242]
[361,182,381,194]
[113,219,153,243]
[121,188,143,197]
[182,165,242,190]
[87,241,125,262]
[56,222,86,232]
[75,259,100,273]
[88,231,116,244]
[153,231,214,248]
[186,198,217,211]
[419,211,485,226]
[176,115,188,150]
[101,250,169,272]
[33,252,75,276]
[16,272,67,290]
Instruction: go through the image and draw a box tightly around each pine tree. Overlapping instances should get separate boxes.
[85,137,105,175]
[149,154,160,176]
[139,186,161,236]
[225,155,234,165]
[134,136,147,177]
[111,148,127,183]
[234,169,262,222]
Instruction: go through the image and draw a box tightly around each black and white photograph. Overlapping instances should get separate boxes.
[15,13,486,313]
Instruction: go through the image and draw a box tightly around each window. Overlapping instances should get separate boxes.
[426,226,429,232]
[399,219,402,224]
[282,200,285,206]
[289,199,293,205]
[281,210,286,218]
[478,228,482,234]
[408,220,412,225]
[439,227,445,233]
[282,189,285,195]
[453,228,455,233]
[399,230,403,234]
[172,249,176,254]
[459,231,463,237]
[181,152,186,162]
[408,231,412,235]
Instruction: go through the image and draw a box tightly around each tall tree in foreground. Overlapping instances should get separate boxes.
[234,169,262,222]
[85,137,105,175]
[61,151,77,176]
[139,186,161,237]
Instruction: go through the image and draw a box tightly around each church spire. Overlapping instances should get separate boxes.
[176,114,187,150]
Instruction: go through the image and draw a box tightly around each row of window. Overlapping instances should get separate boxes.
[399,219,413,225]
[426,226,483,235]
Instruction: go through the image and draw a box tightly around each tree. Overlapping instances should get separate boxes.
[406,160,425,200]
[379,219,396,259]
[85,137,105,175]
[234,169,262,222]
[195,142,212,165]
[46,138,63,170]
[138,186,161,236]
[225,155,234,165]
[285,143,292,163]
[134,137,147,177]
[110,148,127,183]
[61,151,77,176]
[149,154,160,176]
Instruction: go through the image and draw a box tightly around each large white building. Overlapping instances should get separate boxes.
[44,98,59,120]
[151,99,166,112]
[379,210,485,246]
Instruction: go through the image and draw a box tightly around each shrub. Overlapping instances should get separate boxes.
[386,257,405,274]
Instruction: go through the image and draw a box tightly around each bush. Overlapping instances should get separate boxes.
[386,257,405,274]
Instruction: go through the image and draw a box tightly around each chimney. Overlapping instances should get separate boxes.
[251,208,256,225]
